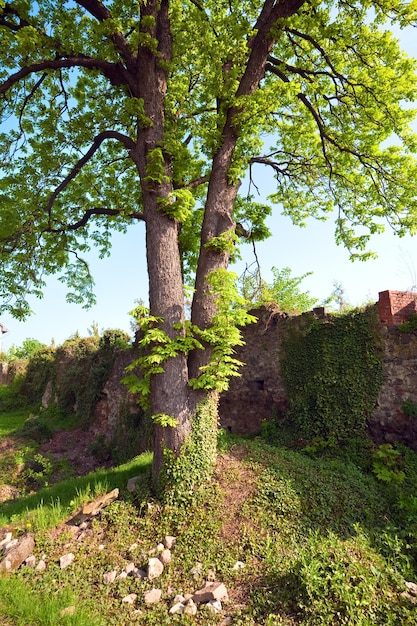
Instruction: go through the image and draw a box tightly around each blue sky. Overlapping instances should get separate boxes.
[1,18,416,351]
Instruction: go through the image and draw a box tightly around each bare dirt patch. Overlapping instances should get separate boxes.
[39,428,112,477]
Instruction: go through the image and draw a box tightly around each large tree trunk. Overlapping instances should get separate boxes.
[145,193,192,485]
[131,0,192,484]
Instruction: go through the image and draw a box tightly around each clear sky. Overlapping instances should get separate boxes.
[1,17,416,351]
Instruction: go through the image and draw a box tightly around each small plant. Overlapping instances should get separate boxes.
[88,434,112,463]
[401,398,417,417]
[19,415,53,443]
[398,312,417,332]
[373,444,406,484]
[23,453,54,489]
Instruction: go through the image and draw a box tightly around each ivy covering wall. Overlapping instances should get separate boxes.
[280,307,384,442]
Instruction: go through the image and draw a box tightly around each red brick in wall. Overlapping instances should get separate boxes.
[378,290,417,326]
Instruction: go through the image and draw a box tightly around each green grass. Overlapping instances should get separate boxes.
[0,452,152,529]
[1,424,417,625]
[0,408,30,437]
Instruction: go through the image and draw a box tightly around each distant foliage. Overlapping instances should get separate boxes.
[20,330,132,427]
[6,338,47,362]
[240,266,319,313]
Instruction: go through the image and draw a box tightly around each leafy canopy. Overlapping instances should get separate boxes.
[0,1,416,318]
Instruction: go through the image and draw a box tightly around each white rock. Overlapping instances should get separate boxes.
[118,571,128,579]
[127,476,141,493]
[125,562,136,574]
[206,599,222,613]
[163,535,176,549]
[156,543,165,552]
[158,549,172,565]
[35,559,46,571]
[0,532,12,548]
[232,561,245,570]
[406,581,417,596]
[173,594,185,603]
[4,539,19,552]
[103,570,117,584]
[169,602,185,614]
[184,599,198,616]
[24,555,36,568]
[60,606,75,616]
[59,553,74,569]
[122,593,137,604]
[144,588,162,604]
[148,557,164,580]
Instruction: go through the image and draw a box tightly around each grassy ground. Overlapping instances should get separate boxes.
[1,410,417,625]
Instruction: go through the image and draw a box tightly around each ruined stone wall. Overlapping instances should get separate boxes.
[219,303,417,450]
[219,305,290,434]
[369,327,417,448]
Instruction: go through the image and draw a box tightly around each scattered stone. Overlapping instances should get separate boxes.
[122,593,137,604]
[190,562,203,579]
[144,588,162,604]
[158,549,172,565]
[164,536,176,549]
[405,581,417,596]
[59,553,75,569]
[103,570,117,584]
[232,561,245,570]
[82,488,119,516]
[184,599,198,616]
[148,556,164,580]
[132,568,147,579]
[156,542,165,552]
[206,599,222,613]
[0,535,35,574]
[174,594,185,603]
[35,559,46,572]
[98,544,105,550]
[66,524,80,537]
[0,532,12,548]
[206,568,216,581]
[125,562,136,574]
[24,555,36,568]
[169,602,185,615]
[401,591,417,604]
[3,539,18,552]
[127,476,141,493]
[118,571,128,579]
[193,582,229,604]
[60,606,75,617]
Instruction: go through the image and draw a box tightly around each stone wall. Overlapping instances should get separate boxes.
[219,296,417,450]
[369,327,417,448]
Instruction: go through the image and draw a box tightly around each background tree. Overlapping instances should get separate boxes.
[6,338,47,362]
[240,265,318,312]
[1,0,417,488]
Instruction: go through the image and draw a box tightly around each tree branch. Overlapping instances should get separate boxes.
[0,3,31,31]
[44,130,136,222]
[47,207,144,233]
[0,57,130,95]
[75,0,137,72]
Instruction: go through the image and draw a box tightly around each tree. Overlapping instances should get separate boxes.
[1,1,417,488]
[7,338,46,361]
[240,265,318,312]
